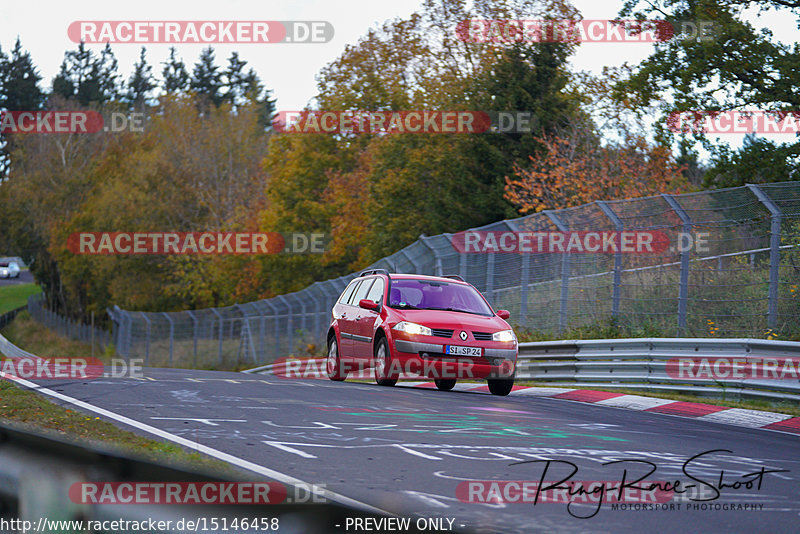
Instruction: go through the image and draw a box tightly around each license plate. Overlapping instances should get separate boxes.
[444,345,483,357]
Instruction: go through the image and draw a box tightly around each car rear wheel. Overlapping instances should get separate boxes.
[374,337,397,387]
[487,375,514,396]
[326,336,347,381]
[434,379,456,391]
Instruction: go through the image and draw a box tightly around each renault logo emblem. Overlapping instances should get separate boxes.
[459,331,468,341]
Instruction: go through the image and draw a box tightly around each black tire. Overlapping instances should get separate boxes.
[487,375,515,396]
[434,379,456,391]
[373,336,397,387]
[326,336,347,381]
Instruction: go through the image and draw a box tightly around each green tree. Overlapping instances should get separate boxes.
[162,47,190,94]
[52,42,120,105]
[126,47,155,110]
[614,0,800,186]
[191,47,223,108]
[0,37,44,178]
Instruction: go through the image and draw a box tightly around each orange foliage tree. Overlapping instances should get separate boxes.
[504,133,691,214]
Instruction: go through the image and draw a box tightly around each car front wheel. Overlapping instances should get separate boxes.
[487,375,514,396]
[326,336,347,381]
[373,337,397,387]
[434,379,456,391]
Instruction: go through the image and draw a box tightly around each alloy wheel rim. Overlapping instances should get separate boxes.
[376,344,386,377]
[327,340,337,374]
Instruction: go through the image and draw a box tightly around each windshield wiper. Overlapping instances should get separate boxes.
[393,303,420,309]
[425,307,485,315]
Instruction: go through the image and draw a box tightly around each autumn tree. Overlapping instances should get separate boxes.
[505,130,690,214]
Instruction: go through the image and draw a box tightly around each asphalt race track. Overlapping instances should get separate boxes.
[14,368,800,533]
[0,270,34,287]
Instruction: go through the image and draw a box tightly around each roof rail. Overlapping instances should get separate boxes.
[442,274,465,282]
[359,268,391,278]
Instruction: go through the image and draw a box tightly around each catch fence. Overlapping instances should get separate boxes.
[104,182,800,369]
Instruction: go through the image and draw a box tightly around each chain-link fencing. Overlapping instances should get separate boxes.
[27,294,111,353]
[101,182,800,369]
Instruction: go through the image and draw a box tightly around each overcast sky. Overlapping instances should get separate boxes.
[2,0,797,153]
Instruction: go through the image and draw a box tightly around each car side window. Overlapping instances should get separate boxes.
[348,278,374,305]
[338,280,359,304]
[365,278,385,305]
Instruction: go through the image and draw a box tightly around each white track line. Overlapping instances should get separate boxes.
[0,371,391,516]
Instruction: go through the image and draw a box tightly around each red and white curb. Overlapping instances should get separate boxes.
[245,362,800,437]
[396,381,800,436]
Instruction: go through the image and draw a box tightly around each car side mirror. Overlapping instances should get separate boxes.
[359,299,379,311]
[496,310,510,320]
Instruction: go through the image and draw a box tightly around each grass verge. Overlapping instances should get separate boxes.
[2,310,100,359]
[0,283,41,315]
[0,313,239,476]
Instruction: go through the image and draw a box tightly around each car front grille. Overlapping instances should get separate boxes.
[471,331,493,341]
[431,328,454,338]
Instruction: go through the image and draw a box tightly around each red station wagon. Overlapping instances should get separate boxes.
[326,269,518,395]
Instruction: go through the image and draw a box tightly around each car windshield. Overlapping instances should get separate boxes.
[388,279,493,316]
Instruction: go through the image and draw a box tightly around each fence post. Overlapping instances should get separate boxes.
[265,299,280,360]
[485,252,496,305]
[308,286,322,346]
[186,310,198,366]
[400,249,422,274]
[277,296,293,355]
[293,294,307,336]
[419,235,443,275]
[747,184,782,328]
[506,220,527,327]
[106,307,119,359]
[662,194,692,335]
[91,311,95,359]
[318,283,336,346]
[162,312,174,365]
[596,201,624,320]
[211,308,224,365]
[140,312,151,366]
[545,210,570,332]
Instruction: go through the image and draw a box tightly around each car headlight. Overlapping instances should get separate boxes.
[492,329,516,342]
[392,321,432,336]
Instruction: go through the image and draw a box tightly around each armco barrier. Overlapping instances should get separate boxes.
[0,305,26,330]
[0,422,420,532]
[517,338,800,402]
[248,338,800,403]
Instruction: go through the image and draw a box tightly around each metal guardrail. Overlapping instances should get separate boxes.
[516,338,800,403]
[246,338,800,403]
[0,305,26,331]
[0,422,415,533]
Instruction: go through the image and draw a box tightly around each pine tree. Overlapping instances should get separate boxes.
[52,42,119,105]
[2,37,44,111]
[221,51,247,106]
[191,47,222,107]
[161,47,189,94]
[0,38,44,178]
[127,47,155,110]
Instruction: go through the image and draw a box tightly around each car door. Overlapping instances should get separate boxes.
[353,277,385,359]
[333,280,359,356]
[342,278,373,357]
